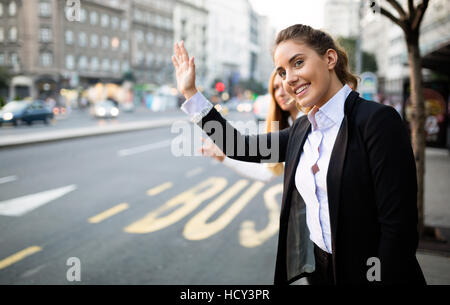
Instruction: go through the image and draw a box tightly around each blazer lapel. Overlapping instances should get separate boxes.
[326,91,360,267]
[280,120,311,220]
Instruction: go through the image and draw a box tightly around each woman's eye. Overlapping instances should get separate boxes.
[278,71,286,78]
[294,60,303,67]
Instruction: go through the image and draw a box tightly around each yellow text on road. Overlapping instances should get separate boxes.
[124,177,227,234]
[239,183,282,248]
[183,180,264,240]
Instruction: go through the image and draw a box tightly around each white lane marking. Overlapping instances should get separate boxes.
[0,176,18,185]
[185,167,204,178]
[118,140,172,157]
[0,185,77,217]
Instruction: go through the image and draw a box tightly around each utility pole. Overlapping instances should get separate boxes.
[355,0,364,75]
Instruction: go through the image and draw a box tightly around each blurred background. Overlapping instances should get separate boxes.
[0,0,449,285]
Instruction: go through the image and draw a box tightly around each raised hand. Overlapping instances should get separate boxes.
[198,137,226,162]
[172,41,198,100]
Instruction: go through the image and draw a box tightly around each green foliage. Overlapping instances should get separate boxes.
[337,37,378,73]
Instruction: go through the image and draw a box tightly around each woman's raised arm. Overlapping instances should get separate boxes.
[172,41,289,164]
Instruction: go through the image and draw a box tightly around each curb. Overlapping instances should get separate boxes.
[0,117,187,148]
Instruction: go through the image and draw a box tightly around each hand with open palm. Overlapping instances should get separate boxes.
[172,41,198,100]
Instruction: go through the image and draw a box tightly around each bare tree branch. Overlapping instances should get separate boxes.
[380,6,406,33]
[386,0,407,18]
[411,0,429,31]
[408,0,415,21]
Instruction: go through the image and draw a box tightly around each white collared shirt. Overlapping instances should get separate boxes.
[295,84,352,253]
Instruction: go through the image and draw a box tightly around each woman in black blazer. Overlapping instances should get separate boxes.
[172,24,426,285]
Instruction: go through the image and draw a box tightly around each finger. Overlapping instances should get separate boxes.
[180,41,189,63]
[174,42,182,62]
[171,55,179,69]
[190,56,195,69]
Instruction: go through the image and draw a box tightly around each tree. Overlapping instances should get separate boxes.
[378,0,429,236]
[337,37,378,73]
[0,66,11,108]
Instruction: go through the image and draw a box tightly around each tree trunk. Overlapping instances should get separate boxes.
[406,33,426,237]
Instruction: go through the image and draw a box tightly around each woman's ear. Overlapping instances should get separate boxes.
[325,49,338,70]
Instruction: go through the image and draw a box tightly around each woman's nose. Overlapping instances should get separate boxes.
[286,70,298,87]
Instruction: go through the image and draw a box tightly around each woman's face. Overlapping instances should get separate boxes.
[273,74,296,113]
[274,40,336,108]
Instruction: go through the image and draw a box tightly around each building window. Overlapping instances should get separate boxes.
[78,56,88,70]
[0,3,3,17]
[101,36,109,49]
[39,0,52,17]
[121,40,129,52]
[0,53,5,65]
[90,11,98,25]
[39,27,52,43]
[79,32,87,47]
[146,52,154,66]
[80,8,87,23]
[65,30,74,45]
[90,34,98,48]
[91,57,99,71]
[40,52,53,67]
[8,2,17,17]
[111,16,119,29]
[9,27,17,42]
[0,28,4,42]
[121,19,128,32]
[101,58,110,71]
[66,55,75,70]
[135,30,144,44]
[121,61,129,72]
[10,52,18,66]
[112,60,120,73]
[101,13,109,27]
[146,32,154,45]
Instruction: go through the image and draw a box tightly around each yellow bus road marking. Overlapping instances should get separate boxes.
[239,183,283,248]
[146,182,173,196]
[184,181,265,240]
[88,203,129,224]
[124,177,227,234]
[0,246,42,270]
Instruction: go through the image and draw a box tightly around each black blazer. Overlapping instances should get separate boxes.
[198,91,426,285]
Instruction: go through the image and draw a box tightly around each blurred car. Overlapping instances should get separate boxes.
[90,100,120,118]
[237,101,253,113]
[0,100,53,127]
[52,106,67,116]
[253,94,270,122]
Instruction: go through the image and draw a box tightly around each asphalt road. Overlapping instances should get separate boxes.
[0,112,282,285]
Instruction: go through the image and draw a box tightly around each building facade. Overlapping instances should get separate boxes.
[0,0,174,100]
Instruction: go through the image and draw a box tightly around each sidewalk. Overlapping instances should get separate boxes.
[417,147,450,284]
[0,116,187,148]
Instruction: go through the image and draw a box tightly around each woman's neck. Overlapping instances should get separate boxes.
[290,107,299,121]
[316,76,344,109]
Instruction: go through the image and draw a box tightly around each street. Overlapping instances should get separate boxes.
[0,111,282,284]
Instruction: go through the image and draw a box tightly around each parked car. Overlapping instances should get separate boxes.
[253,94,270,122]
[0,100,53,127]
[90,100,120,118]
[237,101,253,113]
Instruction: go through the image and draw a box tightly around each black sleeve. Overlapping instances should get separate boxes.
[198,107,290,163]
[364,105,420,284]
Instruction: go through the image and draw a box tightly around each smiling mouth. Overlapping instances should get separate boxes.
[295,83,311,95]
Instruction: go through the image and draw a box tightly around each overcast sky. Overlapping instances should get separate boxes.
[248,0,325,31]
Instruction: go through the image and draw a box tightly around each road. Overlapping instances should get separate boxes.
[0,111,282,284]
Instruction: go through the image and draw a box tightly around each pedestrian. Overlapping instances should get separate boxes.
[172,24,426,285]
